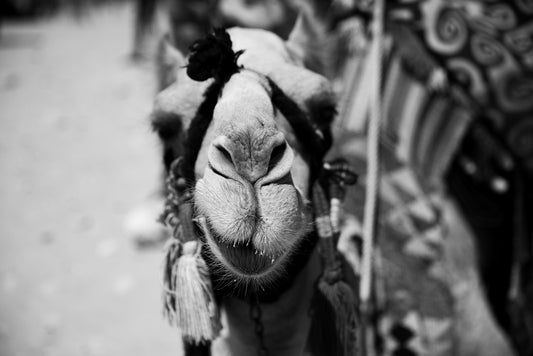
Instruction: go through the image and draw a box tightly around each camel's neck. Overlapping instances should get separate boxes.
[212,250,321,356]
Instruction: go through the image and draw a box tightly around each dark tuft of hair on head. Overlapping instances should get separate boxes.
[186,28,244,83]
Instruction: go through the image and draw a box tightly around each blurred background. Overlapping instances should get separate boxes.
[0,1,178,356]
[1,0,532,355]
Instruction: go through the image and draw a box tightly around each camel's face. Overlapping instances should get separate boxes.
[194,71,313,287]
[153,27,335,291]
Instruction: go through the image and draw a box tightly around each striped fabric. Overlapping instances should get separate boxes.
[336,39,472,192]
[332,23,473,356]
[332,1,533,354]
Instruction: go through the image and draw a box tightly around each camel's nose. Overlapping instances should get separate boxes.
[208,130,294,184]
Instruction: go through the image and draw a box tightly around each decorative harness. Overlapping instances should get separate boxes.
[160,29,358,356]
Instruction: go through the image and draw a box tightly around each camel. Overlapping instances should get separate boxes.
[150,2,358,355]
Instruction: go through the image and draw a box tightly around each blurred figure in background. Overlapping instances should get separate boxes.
[0,0,119,19]
[131,0,300,61]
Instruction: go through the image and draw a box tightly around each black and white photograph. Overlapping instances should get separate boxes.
[0,0,531,355]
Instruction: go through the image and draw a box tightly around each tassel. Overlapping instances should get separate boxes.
[161,159,221,347]
[174,240,221,344]
[309,265,359,356]
[162,221,221,344]
[308,280,341,355]
[163,238,181,321]
[309,181,358,356]
[318,270,359,355]
[162,218,221,345]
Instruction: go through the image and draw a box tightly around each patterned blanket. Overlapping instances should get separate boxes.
[330,1,533,354]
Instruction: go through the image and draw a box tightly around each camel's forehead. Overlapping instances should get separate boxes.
[213,71,273,125]
[153,27,335,132]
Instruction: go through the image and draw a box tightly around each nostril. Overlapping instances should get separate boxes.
[215,143,234,167]
[259,140,294,185]
[268,142,286,171]
[207,138,241,180]
[209,134,292,184]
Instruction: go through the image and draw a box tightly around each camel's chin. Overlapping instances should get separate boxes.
[198,216,294,284]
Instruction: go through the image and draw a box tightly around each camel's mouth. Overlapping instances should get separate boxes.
[198,216,285,277]
[194,172,311,285]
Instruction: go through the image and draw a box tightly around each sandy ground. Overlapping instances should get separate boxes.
[0,3,183,356]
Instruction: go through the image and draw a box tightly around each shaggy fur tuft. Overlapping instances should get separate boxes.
[187,28,243,83]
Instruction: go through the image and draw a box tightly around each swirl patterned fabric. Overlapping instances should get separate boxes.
[334,1,533,355]
[388,0,533,171]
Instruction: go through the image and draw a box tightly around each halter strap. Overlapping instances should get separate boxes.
[267,77,331,179]
[179,80,223,183]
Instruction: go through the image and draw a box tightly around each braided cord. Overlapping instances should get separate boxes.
[360,0,384,319]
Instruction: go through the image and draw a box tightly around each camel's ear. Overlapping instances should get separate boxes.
[286,0,334,76]
[156,34,186,91]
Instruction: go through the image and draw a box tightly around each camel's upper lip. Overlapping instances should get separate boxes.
[198,216,284,276]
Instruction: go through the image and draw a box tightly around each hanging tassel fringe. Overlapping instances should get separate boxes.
[310,267,359,355]
[161,159,221,346]
[172,240,221,343]
[308,277,346,356]
[163,238,181,321]
[308,167,358,356]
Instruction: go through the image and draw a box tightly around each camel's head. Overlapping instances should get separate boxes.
[152,4,336,295]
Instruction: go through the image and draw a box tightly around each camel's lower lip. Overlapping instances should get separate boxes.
[198,216,282,276]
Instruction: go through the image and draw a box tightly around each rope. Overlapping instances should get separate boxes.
[360,0,384,353]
